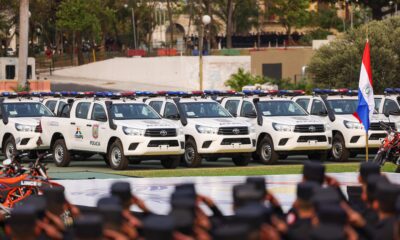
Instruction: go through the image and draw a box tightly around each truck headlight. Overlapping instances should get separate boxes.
[344,120,363,130]
[123,126,145,136]
[195,125,218,134]
[272,123,295,132]
[15,123,36,132]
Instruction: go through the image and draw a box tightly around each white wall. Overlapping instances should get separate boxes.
[53,56,250,91]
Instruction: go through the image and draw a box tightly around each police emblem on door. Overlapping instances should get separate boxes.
[92,124,99,139]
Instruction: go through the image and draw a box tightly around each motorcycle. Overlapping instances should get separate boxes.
[373,122,400,172]
[0,152,61,209]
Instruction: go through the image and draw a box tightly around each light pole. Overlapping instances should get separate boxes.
[199,15,211,91]
[124,3,137,49]
[18,0,30,88]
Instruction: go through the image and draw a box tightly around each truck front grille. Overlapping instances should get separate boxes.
[144,128,177,137]
[294,124,325,133]
[218,127,249,135]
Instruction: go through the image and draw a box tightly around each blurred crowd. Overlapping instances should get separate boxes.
[1,161,399,240]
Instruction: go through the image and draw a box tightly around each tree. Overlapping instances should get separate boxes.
[225,68,269,91]
[308,16,400,93]
[268,0,311,42]
[56,0,101,65]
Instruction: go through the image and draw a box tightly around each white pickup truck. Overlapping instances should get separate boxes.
[293,89,392,161]
[146,93,257,167]
[374,89,400,128]
[40,95,185,170]
[220,91,332,164]
[0,93,53,159]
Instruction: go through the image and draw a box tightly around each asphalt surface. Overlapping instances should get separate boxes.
[0,154,369,180]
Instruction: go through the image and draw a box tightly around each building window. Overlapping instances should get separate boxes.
[27,65,32,79]
[5,65,16,80]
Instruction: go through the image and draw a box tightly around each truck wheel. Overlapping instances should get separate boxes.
[53,139,71,167]
[161,156,181,169]
[308,151,329,161]
[183,138,202,168]
[3,136,16,160]
[108,140,129,170]
[257,136,278,164]
[331,134,350,162]
[232,155,251,166]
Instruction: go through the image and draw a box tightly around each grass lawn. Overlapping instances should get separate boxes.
[114,162,398,178]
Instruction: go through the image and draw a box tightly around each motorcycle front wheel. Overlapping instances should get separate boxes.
[373,151,386,167]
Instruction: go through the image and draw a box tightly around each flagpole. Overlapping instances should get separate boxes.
[365,131,369,161]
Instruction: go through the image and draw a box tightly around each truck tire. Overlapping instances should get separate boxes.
[232,155,251,166]
[3,136,16,160]
[161,156,181,169]
[308,151,329,161]
[183,138,202,168]
[257,136,279,164]
[53,139,71,167]
[331,134,350,162]
[108,140,129,170]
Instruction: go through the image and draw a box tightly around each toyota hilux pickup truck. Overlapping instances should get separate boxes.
[0,92,54,159]
[146,92,257,167]
[40,94,184,170]
[374,88,400,129]
[220,90,332,164]
[293,89,392,161]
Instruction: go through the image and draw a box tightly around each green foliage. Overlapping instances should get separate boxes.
[299,28,333,45]
[309,7,343,31]
[308,16,400,93]
[268,0,311,35]
[224,68,269,91]
[56,0,101,40]
[12,84,30,93]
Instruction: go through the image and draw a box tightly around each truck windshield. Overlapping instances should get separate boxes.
[258,101,307,116]
[111,103,160,120]
[3,103,53,118]
[327,99,358,115]
[181,102,231,118]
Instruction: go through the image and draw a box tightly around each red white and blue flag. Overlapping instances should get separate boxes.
[353,41,374,132]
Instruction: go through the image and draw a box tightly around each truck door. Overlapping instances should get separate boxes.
[238,100,259,132]
[87,103,109,152]
[310,99,329,121]
[71,102,92,150]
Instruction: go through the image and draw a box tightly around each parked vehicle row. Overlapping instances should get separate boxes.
[0,89,398,170]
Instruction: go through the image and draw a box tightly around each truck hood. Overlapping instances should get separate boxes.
[265,116,324,125]
[189,118,250,128]
[115,119,178,129]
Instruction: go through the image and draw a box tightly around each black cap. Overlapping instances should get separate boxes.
[73,214,103,239]
[317,204,347,226]
[359,162,380,182]
[232,184,264,208]
[42,186,66,204]
[143,214,175,240]
[297,182,319,201]
[303,161,325,185]
[97,197,123,227]
[175,183,196,199]
[110,182,132,202]
[23,195,47,219]
[312,187,341,208]
[9,205,37,227]
[246,177,267,196]
[375,182,400,213]
[310,224,346,240]
[170,208,194,236]
[234,203,271,228]
[170,192,196,210]
[213,224,250,240]
[366,175,389,202]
